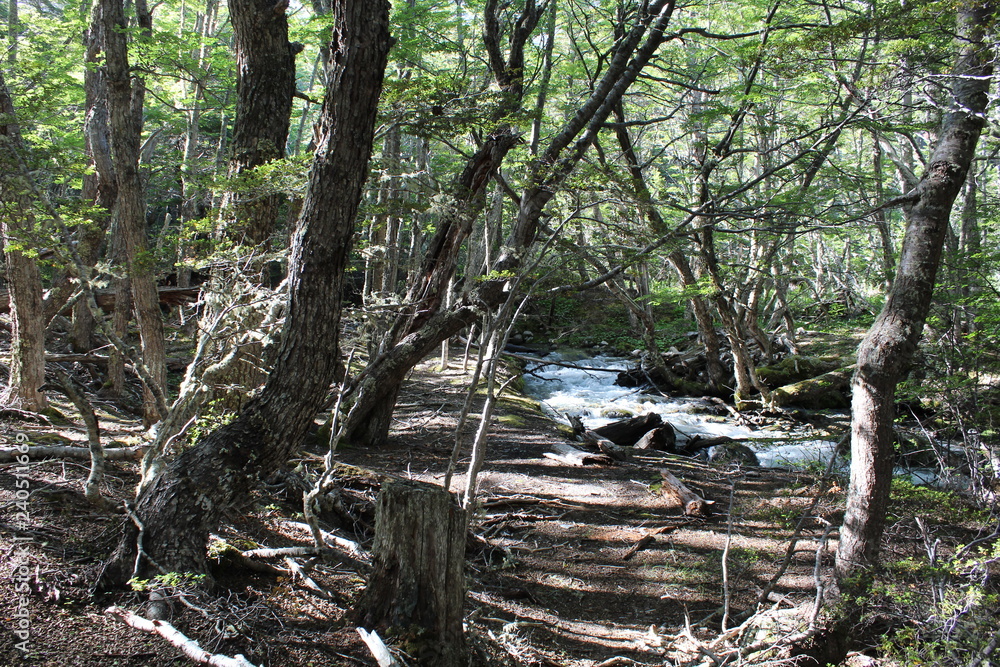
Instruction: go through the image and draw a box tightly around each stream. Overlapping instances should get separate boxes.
[522,352,845,470]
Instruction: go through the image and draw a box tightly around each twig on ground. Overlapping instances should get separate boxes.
[106,605,257,666]
[284,557,333,600]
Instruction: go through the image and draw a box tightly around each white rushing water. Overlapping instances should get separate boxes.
[522,352,842,469]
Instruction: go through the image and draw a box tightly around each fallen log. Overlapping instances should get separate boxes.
[0,445,147,463]
[676,434,736,456]
[658,469,713,516]
[634,425,676,451]
[771,365,855,409]
[593,412,662,447]
[580,431,630,461]
[543,442,613,466]
[46,354,192,372]
[1,286,200,315]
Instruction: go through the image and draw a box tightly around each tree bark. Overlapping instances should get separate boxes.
[42,0,118,348]
[102,0,166,426]
[98,0,392,588]
[835,0,994,586]
[353,479,467,667]
[0,71,47,411]
[207,0,300,410]
[221,0,297,245]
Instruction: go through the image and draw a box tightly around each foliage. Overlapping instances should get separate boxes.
[873,536,1000,666]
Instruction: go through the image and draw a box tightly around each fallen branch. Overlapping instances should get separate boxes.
[105,605,257,667]
[1,286,200,315]
[284,557,333,600]
[356,627,400,667]
[622,525,679,561]
[580,431,630,461]
[658,469,713,516]
[0,445,147,464]
[277,520,366,558]
[543,442,613,466]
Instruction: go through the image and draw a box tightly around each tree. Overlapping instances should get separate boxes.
[98,0,391,587]
[339,0,680,448]
[0,68,46,411]
[102,0,167,425]
[835,0,994,591]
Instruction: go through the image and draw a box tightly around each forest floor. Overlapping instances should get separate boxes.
[0,348,990,666]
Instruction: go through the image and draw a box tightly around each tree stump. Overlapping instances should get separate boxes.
[353,478,467,667]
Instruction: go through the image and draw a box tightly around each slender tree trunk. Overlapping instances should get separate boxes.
[98,0,391,588]
[0,71,46,411]
[102,0,166,426]
[39,0,118,350]
[529,0,556,155]
[835,0,994,586]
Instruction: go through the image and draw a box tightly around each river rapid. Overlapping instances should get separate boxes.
[521,352,843,469]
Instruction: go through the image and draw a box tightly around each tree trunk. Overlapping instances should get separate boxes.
[221,0,297,245]
[98,0,391,588]
[44,0,118,351]
[341,0,679,448]
[0,70,47,411]
[208,0,299,411]
[835,0,994,587]
[102,0,166,426]
[353,479,467,667]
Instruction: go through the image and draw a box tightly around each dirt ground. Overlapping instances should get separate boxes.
[0,353,945,666]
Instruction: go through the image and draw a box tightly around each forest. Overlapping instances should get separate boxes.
[1,0,999,665]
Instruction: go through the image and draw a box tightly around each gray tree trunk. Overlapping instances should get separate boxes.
[835,0,994,586]
[102,0,166,426]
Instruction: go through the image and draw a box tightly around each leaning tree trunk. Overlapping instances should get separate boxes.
[97,0,391,589]
[340,0,679,448]
[0,71,47,412]
[835,0,994,587]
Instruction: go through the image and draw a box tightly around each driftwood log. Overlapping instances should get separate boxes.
[634,425,676,451]
[579,431,630,461]
[658,469,713,516]
[592,413,663,446]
